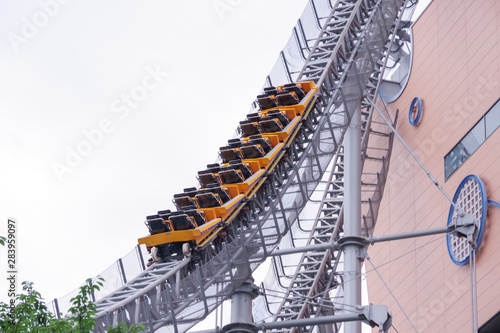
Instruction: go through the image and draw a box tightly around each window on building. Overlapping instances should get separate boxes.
[445,98,500,181]
[486,101,500,137]
[479,309,500,332]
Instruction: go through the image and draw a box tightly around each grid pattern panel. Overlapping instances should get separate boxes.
[448,178,483,262]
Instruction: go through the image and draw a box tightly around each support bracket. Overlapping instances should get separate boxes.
[449,211,479,248]
[361,305,393,332]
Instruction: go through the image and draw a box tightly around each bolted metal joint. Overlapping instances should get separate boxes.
[337,236,366,250]
[361,305,393,333]
[233,282,261,299]
[222,280,260,333]
[222,323,257,333]
[449,212,479,248]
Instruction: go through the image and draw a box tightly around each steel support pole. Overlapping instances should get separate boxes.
[270,243,336,256]
[259,314,363,330]
[222,279,259,333]
[366,226,451,244]
[343,104,362,333]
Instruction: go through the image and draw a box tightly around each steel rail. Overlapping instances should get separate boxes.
[92,0,409,331]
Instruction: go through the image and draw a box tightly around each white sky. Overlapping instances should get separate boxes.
[0,1,436,332]
[0,0,311,306]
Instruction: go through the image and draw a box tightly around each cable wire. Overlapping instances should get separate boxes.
[470,246,478,333]
[262,287,357,311]
[369,99,456,208]
[366,256,419,333]
[473,249,478,333]
[364,235,442,273]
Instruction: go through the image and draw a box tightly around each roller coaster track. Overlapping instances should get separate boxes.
[93,0,411,331]
[254,0,407,331]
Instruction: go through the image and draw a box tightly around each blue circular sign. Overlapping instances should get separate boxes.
[446,175,487,265]
[409,97,422,126]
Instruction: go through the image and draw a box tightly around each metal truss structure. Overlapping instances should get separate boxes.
[92,0,414,332]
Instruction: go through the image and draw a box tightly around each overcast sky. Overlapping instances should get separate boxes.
[0,0,311,307]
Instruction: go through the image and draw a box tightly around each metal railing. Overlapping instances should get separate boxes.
[48,1,411,332]
[50,245,148,318]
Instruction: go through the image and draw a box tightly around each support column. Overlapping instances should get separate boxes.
[222,279,260,333]
[343,105,363,333]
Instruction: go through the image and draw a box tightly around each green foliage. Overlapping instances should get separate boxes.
[107,321,146,333]
[0,233,150,333]
[0,281,52,333]
[0,277,146,332]
[42,316,73,333]
[66,277,104,333]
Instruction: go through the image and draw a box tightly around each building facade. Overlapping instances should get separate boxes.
[367,0,500,331]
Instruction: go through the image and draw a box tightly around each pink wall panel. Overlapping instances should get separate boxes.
[367,0,500,331]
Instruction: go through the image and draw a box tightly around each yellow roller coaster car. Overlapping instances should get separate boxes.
[138,81,317,262]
